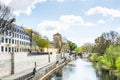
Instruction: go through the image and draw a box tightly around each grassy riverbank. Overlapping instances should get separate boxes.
[88,46,120,78]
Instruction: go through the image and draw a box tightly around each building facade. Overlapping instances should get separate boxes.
[0,24,30,53]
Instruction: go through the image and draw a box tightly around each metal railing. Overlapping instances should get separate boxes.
[33,62,56,80]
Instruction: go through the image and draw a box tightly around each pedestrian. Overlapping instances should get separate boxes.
[56,60,59,64]
[33,67,36,75]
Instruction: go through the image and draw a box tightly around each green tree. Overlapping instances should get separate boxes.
[68,41,77,52]
[37,38,50,49]
[25,28,50,51]
[82,43,94,53]
[75,46,83,54]
[115,57,120,71]
[93,36,111,54]
[104,45,120,68]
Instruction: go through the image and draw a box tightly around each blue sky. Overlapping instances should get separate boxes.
[1,0,120,46]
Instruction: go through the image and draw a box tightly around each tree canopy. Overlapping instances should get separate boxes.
[68,41,77,52]
[75,46,83,54]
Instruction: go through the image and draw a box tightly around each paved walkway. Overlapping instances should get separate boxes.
[2,62,56,80]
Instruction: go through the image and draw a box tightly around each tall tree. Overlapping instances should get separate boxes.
[37,38,50,49]
[82,43,94,53]
[68,41,77,52]
[116,36,120,45]
[93,36,111,54]
[102,31,118,45]
[94,31,119,54]
[0,3,15,33]
[75,46,83,54]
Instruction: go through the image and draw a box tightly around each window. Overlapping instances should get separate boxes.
[12,39,14,44]
[5,47,7,52]
[9,47,11,52]
[13,33,14,37]
[5,38,8,43]
[1,37,4,43]
[17,48,18,52]
[20,41,21,45]
[17,40,19,44]
[1,46,4,52]
[14,47,16,52]
[2,30,4,35]
[9,39,11,44]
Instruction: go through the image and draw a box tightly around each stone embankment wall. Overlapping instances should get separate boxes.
[0,52,57,77]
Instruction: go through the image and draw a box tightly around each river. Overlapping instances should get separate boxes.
[50,58,119,80]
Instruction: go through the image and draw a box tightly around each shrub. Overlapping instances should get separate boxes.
[98,56,111,68]
[104,45,120,68]
[89,53,98,62]
[115,57,120,71]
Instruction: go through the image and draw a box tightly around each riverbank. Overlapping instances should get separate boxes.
[88,53,120,79]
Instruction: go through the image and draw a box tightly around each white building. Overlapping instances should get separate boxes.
[0,24,30,53]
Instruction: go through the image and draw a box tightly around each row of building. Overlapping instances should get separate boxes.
[0,24,30,53]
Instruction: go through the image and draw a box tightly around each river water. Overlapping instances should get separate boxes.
[50,58,119,80]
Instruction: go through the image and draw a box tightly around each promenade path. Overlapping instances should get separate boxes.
[2,61,56,80]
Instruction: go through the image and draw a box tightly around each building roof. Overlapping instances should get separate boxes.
[53,33,61,36]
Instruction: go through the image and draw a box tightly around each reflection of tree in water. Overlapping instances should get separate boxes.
[63,66,76,73]
[95,69,118,80]
[62,66,76,80]
[49,70,62,80]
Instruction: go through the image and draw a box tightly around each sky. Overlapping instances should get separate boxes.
[0,0,120,46]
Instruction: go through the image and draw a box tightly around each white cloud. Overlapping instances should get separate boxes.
[0,0,64,16]
[0,0,46,16]
[37,15,96,38]
[86,6,120,18]
[60,15,84,25]
[97,19,105,24]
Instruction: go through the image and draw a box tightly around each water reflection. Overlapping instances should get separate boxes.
[62,59,99,80]
[50,58,119,80]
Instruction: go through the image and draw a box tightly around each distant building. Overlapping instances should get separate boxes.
[53,33,62,49]
[53,33,69,53]
[0,24,30,53]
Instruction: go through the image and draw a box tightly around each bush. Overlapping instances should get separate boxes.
[104,45,120,68]
[89,53,98,62]
[97,56,111,68]
[115,57,120,71]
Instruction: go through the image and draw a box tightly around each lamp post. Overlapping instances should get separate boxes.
[8,18,16,74]
[48,52,51,62]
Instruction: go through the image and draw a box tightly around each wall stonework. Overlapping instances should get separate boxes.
[0,52,57,77]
